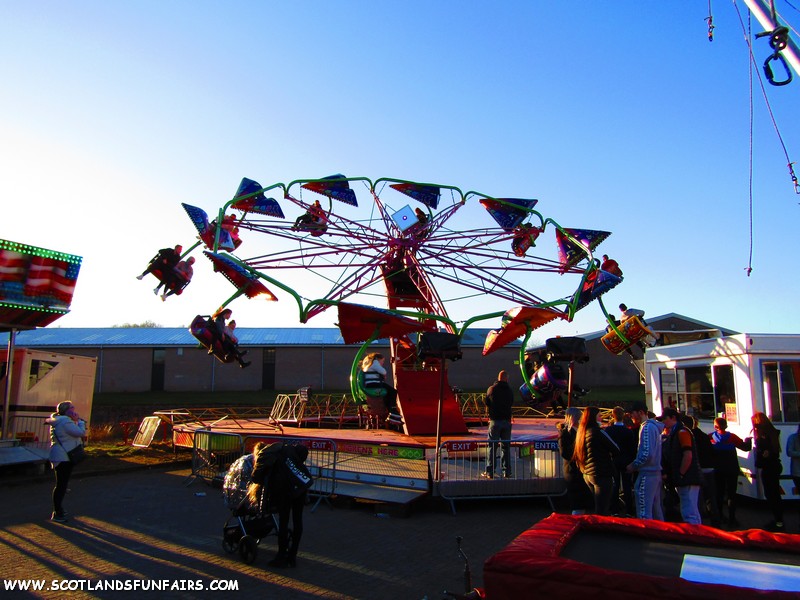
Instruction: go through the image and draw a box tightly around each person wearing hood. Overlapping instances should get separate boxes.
[249,442,312,568]
[45,401,86,523]
[626,401,665,520]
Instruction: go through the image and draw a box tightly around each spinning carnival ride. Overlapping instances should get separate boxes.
[176,175,627,435]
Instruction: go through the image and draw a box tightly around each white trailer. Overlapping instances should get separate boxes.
[644,334,800,500]
[1,348,96,449]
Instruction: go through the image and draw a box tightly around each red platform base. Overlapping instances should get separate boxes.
[484,514,800,599]
[395,369,468,436]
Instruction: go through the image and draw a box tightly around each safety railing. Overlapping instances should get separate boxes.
[185,430,244,487]
[7,415,51,449]
[435,438,566,514]
[242,434,338,512]
[270,390,363,429]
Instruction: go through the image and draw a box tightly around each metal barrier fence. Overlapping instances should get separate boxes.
[242,434,338,512]
[7,415,51,448]
[270,391,359,428]
[185,430,244,487]
[435,438,566,514]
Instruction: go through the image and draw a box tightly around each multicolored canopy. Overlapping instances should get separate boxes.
[555,228,611,272]
[482,306,566,356]
[389,183,441,209]
[479,197,538,232]
[301,174,358,206]
[231,177,285,218]
[203,251,277,300]
[572,269,622,311]
[182,203,238,252]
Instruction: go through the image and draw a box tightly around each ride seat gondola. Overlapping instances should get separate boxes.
[355,371,389,428]
[601,315,649,355]
[189,314,236,364]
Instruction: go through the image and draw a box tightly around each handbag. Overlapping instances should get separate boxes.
[67,444,86,465]
[56,427,86,466]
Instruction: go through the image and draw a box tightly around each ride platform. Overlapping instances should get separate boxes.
[167,408,560,506]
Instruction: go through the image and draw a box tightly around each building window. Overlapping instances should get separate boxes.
[28,359,58,390]
[763,361,800,423]
[659,365,726,420]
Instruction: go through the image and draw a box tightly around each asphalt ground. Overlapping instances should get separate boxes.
[0,465,796,599]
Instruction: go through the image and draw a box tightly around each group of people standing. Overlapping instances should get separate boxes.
[558,401,796,531]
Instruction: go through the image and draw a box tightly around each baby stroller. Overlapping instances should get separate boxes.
[222,453,286,564]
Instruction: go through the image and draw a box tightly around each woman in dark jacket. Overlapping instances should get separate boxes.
[249,442,312,567]
[573,406,620,515]
[558,407,592,515]
[745,412,784,531]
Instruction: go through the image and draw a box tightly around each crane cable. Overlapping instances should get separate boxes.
[707,0,716,41]
[733,2,800,190]
[731,2,800,276]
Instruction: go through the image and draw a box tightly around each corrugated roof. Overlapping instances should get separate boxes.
[1,327,518,348]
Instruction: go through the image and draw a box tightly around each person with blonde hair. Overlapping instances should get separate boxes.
[361,352,400,421]
[45,401,86,522]
[558,407,592,514]
[573,406,619,515]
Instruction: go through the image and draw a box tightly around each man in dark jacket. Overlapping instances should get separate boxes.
[661,408,703,524]
[483,370,514,478]
[604,406,637,515]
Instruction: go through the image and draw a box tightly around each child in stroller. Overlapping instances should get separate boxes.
[221,442,287,565]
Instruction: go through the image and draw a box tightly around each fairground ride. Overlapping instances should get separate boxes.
[173,175,627,436]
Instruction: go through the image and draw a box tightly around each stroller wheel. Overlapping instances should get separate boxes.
[239,535,258,564]
[222,537,238,554]
[222,524,240,554]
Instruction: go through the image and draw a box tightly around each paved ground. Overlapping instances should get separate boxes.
[0,466,796,599]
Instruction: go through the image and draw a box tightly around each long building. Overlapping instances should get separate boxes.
[2,313,733,394]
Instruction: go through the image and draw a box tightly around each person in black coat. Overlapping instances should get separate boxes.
[604,406,637,516]
[574,406,620,515]
[250,442,313,567]
[483,370,514,478]
[558,407,592,514]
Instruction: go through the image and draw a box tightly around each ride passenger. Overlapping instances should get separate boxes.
[600,254,623,277]
[293,200,326,230]
[223,320,251,368]
[137,244,182,292]
[618,303,659,347]
[361,352,400,422]
[221,213,241,243]
[208,307,233,352]
[160,256,195,301]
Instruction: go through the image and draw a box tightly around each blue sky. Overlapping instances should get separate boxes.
[1,2,798,344]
